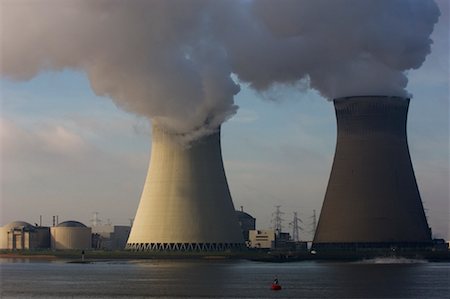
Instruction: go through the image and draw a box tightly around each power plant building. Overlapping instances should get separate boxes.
[92,224,131,250]
[0,221,50,250]
[313,96,432,250]
[50,221,92,250]
[235,209,256,241]
[127,125,244,251]
[248,229,276,249]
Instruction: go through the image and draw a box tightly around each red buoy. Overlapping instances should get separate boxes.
[271,283,282,290]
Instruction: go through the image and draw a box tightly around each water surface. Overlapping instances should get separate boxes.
[1,258,449,298]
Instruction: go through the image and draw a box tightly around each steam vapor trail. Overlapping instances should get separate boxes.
[1,0,440,141]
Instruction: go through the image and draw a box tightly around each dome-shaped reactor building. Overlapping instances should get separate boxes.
[313,96,432,251]
[50,220,91,250]
[126,125,244,251]
[0,221,50,250]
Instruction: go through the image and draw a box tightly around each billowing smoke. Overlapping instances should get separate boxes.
[1,0,440,140]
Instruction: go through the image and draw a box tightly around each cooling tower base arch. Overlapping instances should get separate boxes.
[312,242,433,251]
[126,242,245,252]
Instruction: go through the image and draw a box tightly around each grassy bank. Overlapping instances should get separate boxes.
[1,249,449,262]
[0,249,271,261]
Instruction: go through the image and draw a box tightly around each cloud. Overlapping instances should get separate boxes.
[229,109,259,124]
[0,117,148,226]
[1,0,440,140]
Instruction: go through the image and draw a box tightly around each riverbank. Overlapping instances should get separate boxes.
[0,249,263,261]
[1,249,450,262]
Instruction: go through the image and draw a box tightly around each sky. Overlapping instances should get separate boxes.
[1,0,449,241]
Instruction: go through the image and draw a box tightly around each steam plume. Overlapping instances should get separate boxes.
[1,0,440,140]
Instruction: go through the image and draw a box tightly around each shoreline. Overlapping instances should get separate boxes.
[0,254,58,259]
[1,250,450,262]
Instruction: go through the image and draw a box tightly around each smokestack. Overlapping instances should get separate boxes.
[313,96,432,250]
[126,125,244,251]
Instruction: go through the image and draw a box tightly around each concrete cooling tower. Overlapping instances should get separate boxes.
[313,96,432,250]
[126,125,244,251]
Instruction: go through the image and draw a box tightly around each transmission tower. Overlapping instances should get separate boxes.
[308,209,317,239]
[91,212,102,227]
[289,212,303,241]
[271,205,284,234]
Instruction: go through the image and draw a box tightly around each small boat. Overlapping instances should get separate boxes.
[271,283,282,290]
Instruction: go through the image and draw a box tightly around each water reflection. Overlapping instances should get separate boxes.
[0,258,449,298]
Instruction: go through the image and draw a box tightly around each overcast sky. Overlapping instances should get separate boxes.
[1,0,449,240]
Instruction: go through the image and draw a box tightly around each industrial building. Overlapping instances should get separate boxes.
[92,224,131,250]
[235,208,256,241]
[126,125,244,251]
[0,221,50,250]
[247,229,306,251]
[50,221,92,250]
[248,229,276,249]
[313,96,432,251]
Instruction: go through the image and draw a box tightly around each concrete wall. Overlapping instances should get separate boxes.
[51,227,92,250]
[0,227,8,249]
[127,125,244,250]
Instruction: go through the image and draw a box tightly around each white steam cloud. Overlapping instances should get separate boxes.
[1,0,440,139]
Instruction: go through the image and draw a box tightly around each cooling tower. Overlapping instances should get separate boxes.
[313,96,432,250]
[126,125,244,251]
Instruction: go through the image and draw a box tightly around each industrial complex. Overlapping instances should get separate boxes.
[0,208,307,252]
[0,220,91,250]
[1,96,448,258]
[0,217,131,251]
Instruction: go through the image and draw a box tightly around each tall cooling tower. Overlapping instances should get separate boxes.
[126,125,244,251]
[313,96,432,250]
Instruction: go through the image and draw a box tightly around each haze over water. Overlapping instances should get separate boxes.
[1,258,449,298]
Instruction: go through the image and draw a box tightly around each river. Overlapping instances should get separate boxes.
[1,257,449,298]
